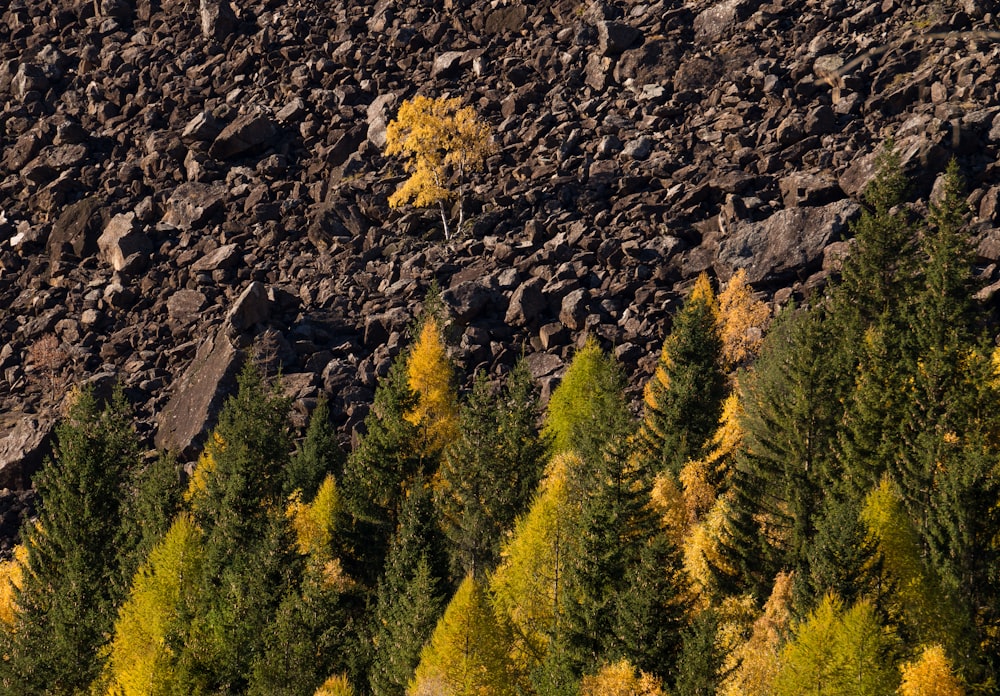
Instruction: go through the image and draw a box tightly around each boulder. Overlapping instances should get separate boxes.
[0,417,54,490]
[162,183,226,230]
[505,277,547,327]
[199,0,237,41]
[97,212,152,273]
[47,196,103,265]
[209,113,277,160]
[155,326,241,458]
[596,21,640,56]
[716,199,860,283]
[226,281,272,334]
[694,0,748,43]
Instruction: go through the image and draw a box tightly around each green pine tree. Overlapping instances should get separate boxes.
[340,357,425,586]
[436,362,546,579]
[636,273,726,478]
[369,477,449,696]
[0,385,140,694]
[285,397,345,501]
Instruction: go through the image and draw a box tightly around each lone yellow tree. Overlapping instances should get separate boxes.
[385,95,494,239]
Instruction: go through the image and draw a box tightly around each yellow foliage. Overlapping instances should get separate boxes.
[650,471,687,546]
[717,268,770,369]
[385,95,494,237]
[683,494,738,600]
[106,514,204,696]
[0,544,27,625]
[898,645,964,696]
[719,572,794,696]
[315,673,355,696]
[579,660,667,696]
[183,432,225,506]
[286,474,340,557]
[409,575,517,696]
[405,317,460,457]
[490,453,578,675]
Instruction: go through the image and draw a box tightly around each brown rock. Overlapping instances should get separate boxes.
[155,326,241,458]
[209,113,277,160]
[98,212,152,273]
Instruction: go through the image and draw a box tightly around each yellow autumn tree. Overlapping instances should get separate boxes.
[898,645,964,696]
[385,95,494,239]
[104,513,205,696]
[490,453,579,675]
[0,543,27,625]
[409,575,517,696]
[717,268,770,370]
[286,473,340,557]
[405,315,460,458]
[579,660,667,696]
[315,673,355,696]
[718,571,794,696]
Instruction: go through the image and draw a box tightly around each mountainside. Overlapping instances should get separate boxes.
[4,0,1000,493]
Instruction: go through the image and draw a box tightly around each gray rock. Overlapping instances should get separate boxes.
[181,111,223,147]
[597,21,640,56]
[485,5,528,34]
[13,64,48,100]
[200,0,237,41]
[694,0,747,43]
[98,213,152,272]
[155,326,241,458]
[367,93,397,149]
[167,289,208,325]
[226,282,272,335]
[431,51,465,78]
[444,280,496,325]
[559,288,588,330]
[716,199,861,283]
[192,243,240,272]
[162,183,226,230]
[622,136,653,160]
[48,196,103,265]
[505,277,547,327]
[779,172,843,208]
[0,417,54,489]
[209,113,277,160]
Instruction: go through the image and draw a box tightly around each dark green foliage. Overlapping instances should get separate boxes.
[0,386,140,694]
[612,534,688,679]
[179,363,302,693]
[122,450,185,574]
[637,276,726,478]
[436,361,546,579]
[800,494,882,612]
[249,561,365,696]
[340,357,425,585]
[285,397,345,501]
[369,477,448,696]
[673,609,722,696]
[725,307,843,596]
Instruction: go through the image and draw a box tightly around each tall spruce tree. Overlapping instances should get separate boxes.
[636,273,726,478]
[0,385,140,694]
[436,361,546,579]
[369,476,448,696]
[285,397,345,501]
[178,362,302,692]
[723,306,843,598]
[340,357,424,585]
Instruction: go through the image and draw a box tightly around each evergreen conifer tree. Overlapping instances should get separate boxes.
[436,362,546,578]
[0,385,140,694]
[286,397,345,501]
[636,273,726,478]
[369,476,448,696]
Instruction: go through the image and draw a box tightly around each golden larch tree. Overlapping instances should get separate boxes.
[405,316,460,458]
[898,645,964,696]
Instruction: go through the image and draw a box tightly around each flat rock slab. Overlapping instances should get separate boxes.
[154,326,242,458]
[716,199,860,284]
[0,417,54,490]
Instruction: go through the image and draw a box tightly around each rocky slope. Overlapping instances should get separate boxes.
[3,0,1000,518]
